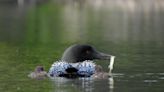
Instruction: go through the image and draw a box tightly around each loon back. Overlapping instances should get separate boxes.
[48,60,96,78]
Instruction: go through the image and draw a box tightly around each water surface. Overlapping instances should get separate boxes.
[0,0,164,92]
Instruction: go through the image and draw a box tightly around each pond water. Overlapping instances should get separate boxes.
[0,0,164,92]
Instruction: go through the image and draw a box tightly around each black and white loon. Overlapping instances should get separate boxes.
[48,44,115,78]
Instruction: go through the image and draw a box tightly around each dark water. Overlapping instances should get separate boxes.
[0,0,164,92]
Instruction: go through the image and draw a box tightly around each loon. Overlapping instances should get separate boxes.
[48,44,115,78]
[28,66,47,79]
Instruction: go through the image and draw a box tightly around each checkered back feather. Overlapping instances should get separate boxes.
[48,60,96,77]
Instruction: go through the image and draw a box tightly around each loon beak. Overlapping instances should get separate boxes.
[94,52,114,60]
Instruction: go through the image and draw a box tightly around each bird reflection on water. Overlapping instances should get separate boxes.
[50,76,114,92]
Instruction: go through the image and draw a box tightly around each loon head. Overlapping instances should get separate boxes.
[61,44,113,63]
[35,66,44,72]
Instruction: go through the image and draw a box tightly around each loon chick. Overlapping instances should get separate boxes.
[91,65,109,79]
[28,66,47,79]
[61,44,113,63]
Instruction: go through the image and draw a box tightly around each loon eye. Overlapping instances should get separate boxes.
[40,67,44,71]
[86,50,90,54]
